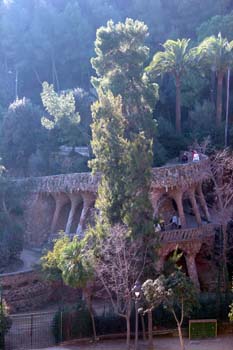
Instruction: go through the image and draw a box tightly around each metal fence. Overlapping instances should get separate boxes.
[5,310,57,350]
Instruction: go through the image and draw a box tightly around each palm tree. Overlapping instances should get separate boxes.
[147,39,191,134]
[195,33,233,127]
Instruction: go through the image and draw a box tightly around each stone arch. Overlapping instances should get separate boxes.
[157,193,177,226]
[157,241,201,289]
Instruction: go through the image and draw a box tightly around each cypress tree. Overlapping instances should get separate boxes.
[90,18,158,237]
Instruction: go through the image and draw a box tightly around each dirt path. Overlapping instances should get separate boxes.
[20,248,41,270]
[36,335,233,350]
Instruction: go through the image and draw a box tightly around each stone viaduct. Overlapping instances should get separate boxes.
[20,154,215,291]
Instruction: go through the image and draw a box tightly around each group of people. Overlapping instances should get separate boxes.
[181,150,200,163]
[154,213,181,232]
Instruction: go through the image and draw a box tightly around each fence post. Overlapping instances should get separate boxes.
[30,314,33,349]
[60,311,63,343]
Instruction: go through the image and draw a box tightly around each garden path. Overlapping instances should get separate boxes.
[35,335,233,350]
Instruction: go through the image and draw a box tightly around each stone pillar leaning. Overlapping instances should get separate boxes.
[188,188,202,226]
[51,193,70,233]
[196,183,210,222]
[172,190,186,228]
[76,192,95,237]
[150,190,163,219]
[65,193,82,235]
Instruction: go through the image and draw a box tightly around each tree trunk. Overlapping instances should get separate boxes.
[84,289,97,341]
[216,72,224,127]
[222,224,229,291]
[225,68,230,147]
[177,323,185,350]
[148,309,154,350]
[140,313,146,341]
[210,69,215,104]
[175,76,182,134]
[126,315,131,350]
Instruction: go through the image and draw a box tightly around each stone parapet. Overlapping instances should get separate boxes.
[151,156,210,190]
[156,224,216,243]
[15,172,100,194]
[14,155,210,194]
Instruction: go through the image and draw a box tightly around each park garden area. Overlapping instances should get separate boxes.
[1,1,233,350]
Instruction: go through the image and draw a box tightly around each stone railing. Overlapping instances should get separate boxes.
[151,156,210,190]
[15,172,100,194]
[156,224,216,243]
[0,269,52,313]
[13,154,210,194]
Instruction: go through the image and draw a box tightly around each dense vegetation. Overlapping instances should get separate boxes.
[0,0,233,176]
[0,173,24,269]
[34,4,233,347]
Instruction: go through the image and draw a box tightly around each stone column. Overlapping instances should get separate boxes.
[188,188,202,226]
[172,191,186,228]
[197,184,210,222]
[76,193,95,237]
[51,193,69,233]
[150,190,163,218]
[186,254,200,290]
[65,194,82,235]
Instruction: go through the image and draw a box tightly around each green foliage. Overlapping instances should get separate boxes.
[0,1,232,173]
[0,296,11,348]
[90,18,157,237]
[1,98,44,176]
[41,234,94,289]
[196,33,233,74]
[147,39,191,78]
[53,301,92,343]
[156,117,189,160]
[190,293,233,320]
[59,237,94,289]
[142,276,167,310]
[147,38,192,133]
[164,270,199,319]
[0,176,24,269]
[229,302,233,321]
[197,13,233,42]
[41,82,81,147]
[188,100,216,140]
[41,234,70,282]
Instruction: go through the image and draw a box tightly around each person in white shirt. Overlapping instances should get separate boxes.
[192,150,200,162]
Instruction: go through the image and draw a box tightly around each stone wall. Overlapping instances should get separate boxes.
[16,157,210,194]
[0,270,52,313]
[0,269,80,313]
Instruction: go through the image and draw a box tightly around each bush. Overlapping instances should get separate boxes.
[190,293,233,320]
[157,117,189,161]
[0,177,24,270]
[52,300,92,343]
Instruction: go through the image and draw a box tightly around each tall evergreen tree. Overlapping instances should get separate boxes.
[196,33,233,126]
[147,39,191,134]
[90,19,158,237]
